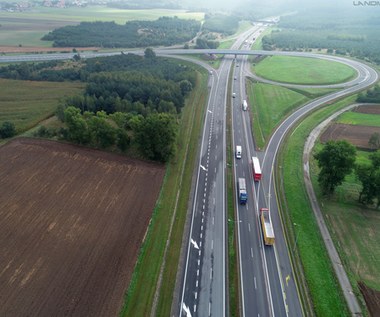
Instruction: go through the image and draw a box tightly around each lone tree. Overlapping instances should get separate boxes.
[369,132,380,150]
[0,121,16,139]
[314,140,356,196]
[356,150,380,208]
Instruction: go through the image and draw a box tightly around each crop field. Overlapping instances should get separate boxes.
[337,111,380,127]
[320,123,380,150]
[253,55,357,85]
[0,138,165,317]
[320,105,380,150]
[0,78,84,132]
[0,8,204,47]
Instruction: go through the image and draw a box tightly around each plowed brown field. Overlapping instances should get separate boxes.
[0,138,165,317]
[320,123,380,150]
[354,104,380,115]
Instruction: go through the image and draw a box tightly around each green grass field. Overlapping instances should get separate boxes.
[0,8,204,47]
[278,96,359,316]
[247,81,336,149]
[0,78,84,132]
[253,56,357,85]
[336,111,380,127]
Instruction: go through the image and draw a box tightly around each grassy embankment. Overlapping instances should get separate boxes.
[0,78,84,132]
[311,109,380,296]
[247,81,336,149]
[120,64,209,317]
[0,8,204,47]
[277,96,358,316]
[254,55,357,85]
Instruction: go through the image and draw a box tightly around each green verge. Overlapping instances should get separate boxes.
[119,65,209,317]
[247,80,336,149]
[254,56,357,85]
[0,78,84,132]
[227,70,240,317]
[277,95,358,316]
[336,111,380,127]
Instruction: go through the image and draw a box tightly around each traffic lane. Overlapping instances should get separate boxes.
[197,59,230,316]
[180,66,225,316]
[234,116,271,316]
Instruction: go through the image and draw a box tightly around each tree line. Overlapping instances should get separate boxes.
[40,107,176,162]
[357,85,380,103]
[1,50,197,162]
[315,140,380,208]
[41,17,200,48]
[262,8,380,65]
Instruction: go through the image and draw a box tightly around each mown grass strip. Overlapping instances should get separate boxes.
[120,65,209,317]
[277,95,357,316]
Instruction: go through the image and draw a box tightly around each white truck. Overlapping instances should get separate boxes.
[242,100,248,111]
[236,145,242,159]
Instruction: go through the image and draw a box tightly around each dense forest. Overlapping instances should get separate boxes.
[41,17,200,48]
[262,7,380,64]
[0,50,197,162]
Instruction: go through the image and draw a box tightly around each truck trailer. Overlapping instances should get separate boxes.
[251,156,262,181]
[260,208,275,245]
[238,178,247,204]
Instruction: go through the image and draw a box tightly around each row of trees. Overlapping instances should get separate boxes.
[57,107,177,162]
[314,140,380,208]
[0,50,197,85]
[41,17,200,48]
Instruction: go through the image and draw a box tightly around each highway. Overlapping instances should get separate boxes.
[0,40,377,317]
[178,24,264,317]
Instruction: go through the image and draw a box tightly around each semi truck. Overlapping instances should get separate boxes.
[251,156,262,181]
[238,178,247,204]
[242,100,248,111]
[260,208,275,245]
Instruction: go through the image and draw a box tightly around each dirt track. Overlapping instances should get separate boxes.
[0,138,165,317]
